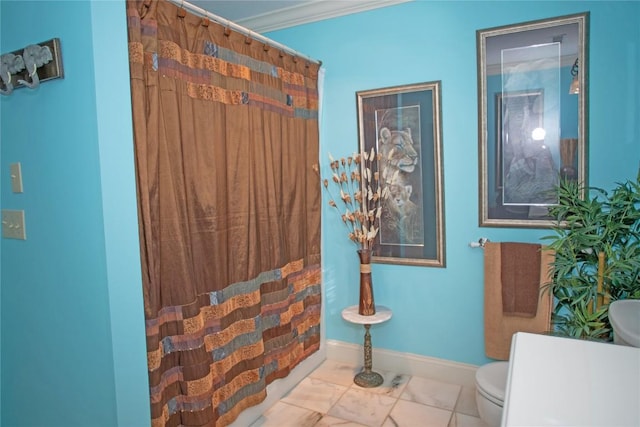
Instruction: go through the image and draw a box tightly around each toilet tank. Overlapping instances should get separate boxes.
[502,332,640,426]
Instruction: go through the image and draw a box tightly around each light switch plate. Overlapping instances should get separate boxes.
[2,209,26,240]
[10,162,23,193]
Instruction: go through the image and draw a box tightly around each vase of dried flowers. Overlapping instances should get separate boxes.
[318,148,386,316]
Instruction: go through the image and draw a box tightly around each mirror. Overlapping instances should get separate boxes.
[477,13,589,227]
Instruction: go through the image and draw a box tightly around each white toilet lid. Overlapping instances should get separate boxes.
[476,361,508,402]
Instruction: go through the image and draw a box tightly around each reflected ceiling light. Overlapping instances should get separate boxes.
[532,127,546,141]
[570,58,580,95]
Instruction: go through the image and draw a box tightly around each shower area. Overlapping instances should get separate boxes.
[126,0,323,425]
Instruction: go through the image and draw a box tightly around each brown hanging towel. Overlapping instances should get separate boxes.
[500,242,541,317]
[483,242,554,360]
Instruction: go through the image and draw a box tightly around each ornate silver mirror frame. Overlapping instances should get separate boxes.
[477,13,589,228]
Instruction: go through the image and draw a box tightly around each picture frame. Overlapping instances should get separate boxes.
[477,13,589,227]
[356,81,445,267]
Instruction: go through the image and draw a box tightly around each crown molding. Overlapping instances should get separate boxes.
[237,0,413,33]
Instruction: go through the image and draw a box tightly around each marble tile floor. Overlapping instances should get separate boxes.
[250,359,489,427]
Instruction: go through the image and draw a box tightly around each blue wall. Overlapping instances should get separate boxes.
[0,1,149,426]
[268,1,640,365]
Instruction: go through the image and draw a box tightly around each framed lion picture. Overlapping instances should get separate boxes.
[356,81,445,267]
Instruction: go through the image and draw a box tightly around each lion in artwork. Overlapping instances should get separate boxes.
[378,127,423,245]
[378,127,419,174]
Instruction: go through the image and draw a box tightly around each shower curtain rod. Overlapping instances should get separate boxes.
[166,0,321,65]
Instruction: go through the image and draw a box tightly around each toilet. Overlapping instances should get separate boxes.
[475,361,509,426]
[474,300,640,427]
[609,299,640,347]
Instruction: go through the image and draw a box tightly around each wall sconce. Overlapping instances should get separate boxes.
[569,58,579,95]
[0,38,63,96]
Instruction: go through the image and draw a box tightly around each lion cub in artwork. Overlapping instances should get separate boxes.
[382,181,421,244]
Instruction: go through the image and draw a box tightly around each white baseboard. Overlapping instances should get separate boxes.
[326,339,479,387]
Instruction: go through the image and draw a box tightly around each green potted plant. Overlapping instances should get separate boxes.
[543,171,640,340]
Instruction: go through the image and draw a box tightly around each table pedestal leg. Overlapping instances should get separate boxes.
[354,324,383,387]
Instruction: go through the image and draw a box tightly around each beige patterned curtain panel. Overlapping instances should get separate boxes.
[126,1,322,425]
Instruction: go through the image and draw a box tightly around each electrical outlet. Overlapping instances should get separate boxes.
[2,209,26,240]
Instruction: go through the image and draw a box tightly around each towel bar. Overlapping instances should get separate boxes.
[469,237,489,248]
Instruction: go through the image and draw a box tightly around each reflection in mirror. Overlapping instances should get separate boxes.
[477,13,589,227]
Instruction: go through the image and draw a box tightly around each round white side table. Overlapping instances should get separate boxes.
[341,305,392,387]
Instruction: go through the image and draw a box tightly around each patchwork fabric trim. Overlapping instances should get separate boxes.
[127,31,319,119]
[146,260,321,426]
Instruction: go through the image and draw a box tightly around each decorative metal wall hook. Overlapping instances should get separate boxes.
[0,71,13,96]
[19,63,38,88]
[0,38,63,95]
[17,44,53,89]
[0,53,25,96]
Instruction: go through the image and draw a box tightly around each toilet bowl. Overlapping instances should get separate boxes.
[475,361,509,427]
[609,299,640,347]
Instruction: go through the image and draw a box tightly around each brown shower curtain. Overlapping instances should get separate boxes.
[126,1,322,425]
